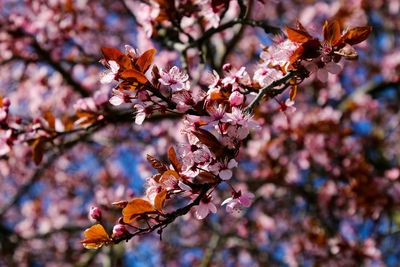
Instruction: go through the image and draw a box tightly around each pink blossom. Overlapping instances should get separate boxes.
[260,39,300,68]
[229,91,244,106]
[305,60,342,82]
[124,45,139,59]
[159,66,189,92]
[100,61,119,84]
[209,158,238,180]
[221,191,255,213]
[134,104,146,125]
[194,196,217,220]
[172,90,195,112]
[0,129,12,156]
[253,67,283,87]
[221,107,259,130]
[222,66,249,87]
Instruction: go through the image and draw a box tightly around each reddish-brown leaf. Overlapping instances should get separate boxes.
[289,46,304,66]
[289,84,298,101]
[193,171,219,184]
[323,20,341,45]
[32,138,45,165]
[159,170,180,184]
[168,146,182,172]
[122,198,156,223]
[136,48,156,73]
[286,26,312,43]
[43,111,56,130]
[191,128,225,158]
[120,69,148,84]
[101,47,124,61]
[116,55,133,70]
[146,154,169,174]
[154,189,167,210]
[81,224,110,249]
[342,26,372,45]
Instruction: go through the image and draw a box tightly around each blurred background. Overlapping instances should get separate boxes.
[0,0,399,266]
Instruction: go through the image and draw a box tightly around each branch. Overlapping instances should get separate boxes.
[113,184,212,243]
[7,28,90,97]
[184,18,280,53]
[244,70,299,113]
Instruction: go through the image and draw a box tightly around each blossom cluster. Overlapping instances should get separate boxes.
[80,18,371,248]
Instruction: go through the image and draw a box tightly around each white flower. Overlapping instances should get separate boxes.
[100,61,119,84]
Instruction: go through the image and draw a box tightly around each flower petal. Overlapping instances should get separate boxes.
[219,169,232,180]
[317,69,328,82]
[325,62,342,74]
[109,95,124,106]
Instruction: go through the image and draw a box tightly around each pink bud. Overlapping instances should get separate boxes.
[229,91,244,106]
[2,97,10,107]
[112,224,126,237]
[89,206,102,221]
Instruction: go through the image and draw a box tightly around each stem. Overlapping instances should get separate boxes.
[244,71,299,114]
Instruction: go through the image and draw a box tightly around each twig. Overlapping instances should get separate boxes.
[244,71,299,113]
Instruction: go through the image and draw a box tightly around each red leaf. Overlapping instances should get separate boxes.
[122,198,156,223]
[146,154,169,174]
[32,138,45,165]
[43,111,56,130]
[286,26,313,43]
[81,224,110,249]
[136,48,156,73]
[193,171,219,184]
[323,20,341,45]
[120,69,148,84]
[289,84,298,101]
[154,189,167,210]
[101,47,124,61]
[342,26,372,45]
[168,146,182,172]
[191,128,225,158]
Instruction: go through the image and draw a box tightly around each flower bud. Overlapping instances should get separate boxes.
[2,97,11,107]
[229,91,244,106]
[112,224,126,238]
[89,206,102,221]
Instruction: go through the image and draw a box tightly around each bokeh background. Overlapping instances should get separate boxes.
[0,0,399,266]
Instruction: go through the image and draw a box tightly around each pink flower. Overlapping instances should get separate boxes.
[195,196,217,220]
[253,67,283,87]
[206,104,225,127]
[159,66,189,92]
[172,90,195,112]
[221,107,259,130]
[0,130,12,156]
[221,191,254,213]
[134,104,146,125]
[209,158,238,180]
[124,45,139,59]
[260,39,300,69]
[89,206,102,221]
[305,60,342,83]
[229,91,244,106]
[100,61,119,84]
[280,99,296,113]
[222,66,249,86]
